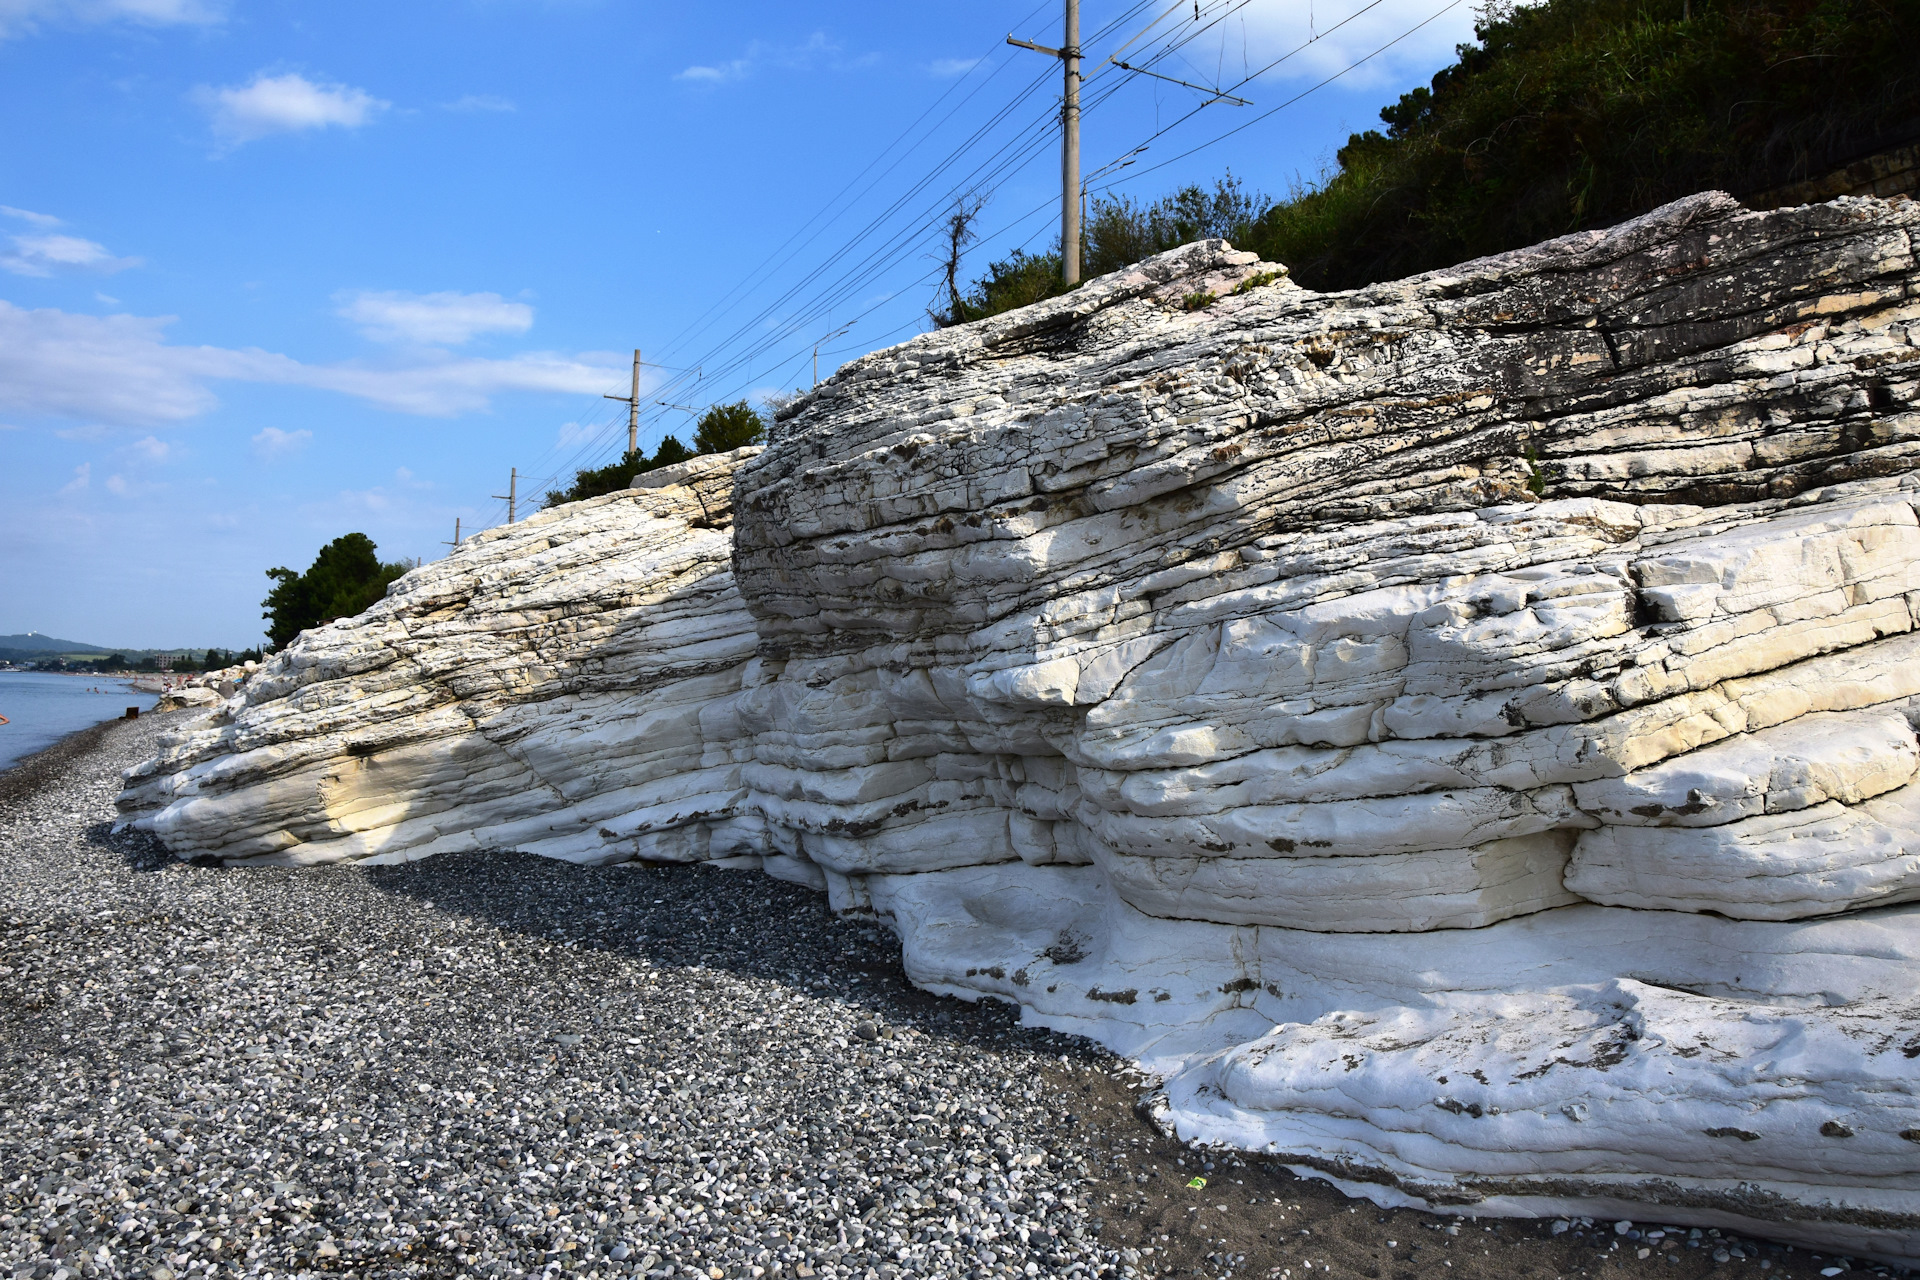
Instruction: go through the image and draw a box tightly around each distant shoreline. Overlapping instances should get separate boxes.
[0,670,172,692]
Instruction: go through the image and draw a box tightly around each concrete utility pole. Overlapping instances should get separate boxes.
[605,349,642,456]
[492,469,518,525]
[1009,0,1082,286]
[443,517,462,555]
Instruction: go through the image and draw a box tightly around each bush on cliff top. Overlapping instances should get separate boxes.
[541,401,766,509]
[944,0,1919,317]
[262,533,415,651]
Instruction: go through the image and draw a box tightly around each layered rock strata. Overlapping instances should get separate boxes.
[121,193,1920,1262]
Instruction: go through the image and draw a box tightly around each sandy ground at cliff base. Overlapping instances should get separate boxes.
[0,713,1901,1280]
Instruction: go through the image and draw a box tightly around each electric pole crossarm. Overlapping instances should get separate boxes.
[1111,58,1251,105]
[491,467,518,525]
[1006,34,1063,57]
[602,350,643,455]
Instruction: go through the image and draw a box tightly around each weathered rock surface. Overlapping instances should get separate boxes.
[121,193,1920,1262]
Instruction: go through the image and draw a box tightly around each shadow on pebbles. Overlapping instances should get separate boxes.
[0,713,1892,1280]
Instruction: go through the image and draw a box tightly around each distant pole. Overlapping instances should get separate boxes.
[1062,0,1081,286]
[605,349,642,456]
[1007,0,1082,287]
[627,350,640,454]
[492,469,518,524]
[443,517,462,555]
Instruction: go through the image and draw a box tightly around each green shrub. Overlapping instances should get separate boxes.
[542,406,765,510]
[1248,0,1920,288]
[693,401,767,454]
[262,533,414,650]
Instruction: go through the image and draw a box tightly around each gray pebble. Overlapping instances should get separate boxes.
[0,713,1133,1280]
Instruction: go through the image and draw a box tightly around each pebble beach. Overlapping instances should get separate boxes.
[0,712,1899,1280]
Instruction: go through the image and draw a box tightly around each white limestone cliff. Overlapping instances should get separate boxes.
[120,192,1920,1262]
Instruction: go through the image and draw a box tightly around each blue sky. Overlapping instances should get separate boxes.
[0,0,1479,650]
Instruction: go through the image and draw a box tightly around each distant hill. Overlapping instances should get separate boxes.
[0,633,251,666]
[0,632,110,653]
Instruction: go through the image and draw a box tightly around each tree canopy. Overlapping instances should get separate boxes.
[262,533,415,650]
[693,401,767,455]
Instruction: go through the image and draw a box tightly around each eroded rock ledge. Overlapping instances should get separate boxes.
[121,193,1920,1263]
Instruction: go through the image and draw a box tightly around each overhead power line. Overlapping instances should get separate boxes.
[497,0,1459,525]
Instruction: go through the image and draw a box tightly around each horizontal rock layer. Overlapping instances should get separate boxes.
[122,194,1920,1262]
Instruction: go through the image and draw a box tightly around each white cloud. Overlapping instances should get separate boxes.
[0,300,624,424]
[127,434,170,461]
[444,94,514,113]
[59,462,89,494]
[0,0,224,40]
[675,57,749,84]
[928,57,982,77]
[104,472,128,495]
[251,426,310,460]
[676,32,874,84]
[199,72,388,145]
[0,204,61,227]
[336,289,533,346]
[1,231,140,276]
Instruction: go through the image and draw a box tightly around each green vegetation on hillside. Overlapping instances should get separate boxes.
[943,0,1918,319]
[542,401,768,509]
[0,644,264,672]
[262,533,417,651]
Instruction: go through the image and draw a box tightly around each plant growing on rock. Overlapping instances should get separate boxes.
[261,533,413,650]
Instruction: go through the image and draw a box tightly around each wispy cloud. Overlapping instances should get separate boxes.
[336,289,533,347]
[0,204,61,228]
[197,71,388,146]
[0,300,624,424]
[127,434,171,461]
[59,462,90,494]
[676,32,875,85]
[1,231,141,276]
[0,205,140,276]
[251,426,311,460]
[675,55,751,84]
[443,93,514,113]
[0,0,225,41]
[928,57,982,77]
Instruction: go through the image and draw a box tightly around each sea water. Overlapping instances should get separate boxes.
[0,670,159,773]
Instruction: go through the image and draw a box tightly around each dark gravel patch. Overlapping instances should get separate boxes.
[0,714,1894,1280]
[0,713,126,810]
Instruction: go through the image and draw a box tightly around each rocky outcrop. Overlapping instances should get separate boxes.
[121,193,1920,1262]
[118,452,763,867]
